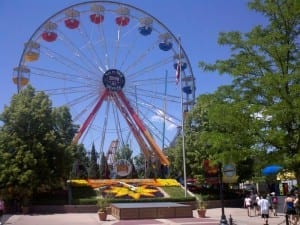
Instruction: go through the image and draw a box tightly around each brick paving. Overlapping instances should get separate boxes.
[1,207,288,225]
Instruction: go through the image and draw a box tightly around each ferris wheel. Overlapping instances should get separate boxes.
[13,1,196,166]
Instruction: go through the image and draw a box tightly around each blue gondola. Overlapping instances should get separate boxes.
[139,26,152,36]
[159,42,172,51]
[182,86,192,94]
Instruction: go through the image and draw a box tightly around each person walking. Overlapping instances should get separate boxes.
[271,192,279,216]
[294,193,299,225]
[258,195,270,225]
[266,193,273,216]
[256,194,261,216]
[283,193,296,225]
[244,194,252,217]
[0,197,4,225]
[251,192,259,216]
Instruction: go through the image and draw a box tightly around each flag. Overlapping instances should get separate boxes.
[176,62,180,85]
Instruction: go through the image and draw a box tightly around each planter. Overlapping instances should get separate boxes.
[98,211,107,221]
[197,209,206,218]
[106,206,112,214]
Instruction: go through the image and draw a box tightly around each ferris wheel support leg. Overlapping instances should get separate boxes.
[112,94,151,160]
[117,91,170,166]
[73,90,108,143]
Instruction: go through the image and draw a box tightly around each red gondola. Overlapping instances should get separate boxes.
[41,21,58,42]
[64,8,80,29]
[42,31,57,42]
[90,14,104,24]
[65,18,79,29]
[116,6,130,26]
[116,16,129,26]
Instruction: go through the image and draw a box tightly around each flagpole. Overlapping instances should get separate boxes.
[178,37,187,197]
[162,70,167,152]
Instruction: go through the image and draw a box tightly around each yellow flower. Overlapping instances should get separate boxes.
[104,185,159,200]
[156,179,180,186]
[70,179,89,186]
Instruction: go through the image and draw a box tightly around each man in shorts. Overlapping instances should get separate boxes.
[258,195,270,225]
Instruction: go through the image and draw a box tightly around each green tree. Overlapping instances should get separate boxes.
[99,152,109,179]
[184,87,259,181]
[0,85,76,205]
[133,153,147,178]
[88,143,100,178]
[70,144,89,179]
[199,0,300,183]
[114,144,133,161]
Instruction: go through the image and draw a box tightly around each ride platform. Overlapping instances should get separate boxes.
[111,202,193,220]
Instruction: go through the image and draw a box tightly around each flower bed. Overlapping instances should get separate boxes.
[69,179,181,200]
[70,179,180,188]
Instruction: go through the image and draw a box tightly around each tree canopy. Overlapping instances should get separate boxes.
[192,0,300,184]
[0,85,77,204]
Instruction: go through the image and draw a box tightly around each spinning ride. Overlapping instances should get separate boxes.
[13,1,196,167]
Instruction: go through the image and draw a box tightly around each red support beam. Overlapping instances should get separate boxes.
[73,90,108,143]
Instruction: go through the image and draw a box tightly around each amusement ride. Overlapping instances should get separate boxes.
[12,1,196,177]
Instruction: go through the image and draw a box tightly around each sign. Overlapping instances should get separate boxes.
[103,69,125,91]
[114,159,132,177]
[223,164,236,177]
[203,160,219,184]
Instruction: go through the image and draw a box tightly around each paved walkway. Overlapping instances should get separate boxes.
[1,207,288,225]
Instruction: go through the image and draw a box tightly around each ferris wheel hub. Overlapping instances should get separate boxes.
[102,69,125,91]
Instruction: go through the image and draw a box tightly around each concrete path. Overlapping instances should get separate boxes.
[1,207,288,225]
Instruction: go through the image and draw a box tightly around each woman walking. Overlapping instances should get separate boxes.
[283,193,296,225]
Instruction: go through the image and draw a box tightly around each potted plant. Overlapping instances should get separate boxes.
[197,199,207,218]
[97,196,111,221]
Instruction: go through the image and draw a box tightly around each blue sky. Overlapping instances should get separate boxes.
[0,0,266,112]
[0,1,267,157]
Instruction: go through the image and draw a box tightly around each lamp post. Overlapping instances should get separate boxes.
[218,163,228,225]
[67,180,72,205]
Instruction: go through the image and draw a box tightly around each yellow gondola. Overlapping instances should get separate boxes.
[12,66,30,87]
[24,41,40,62]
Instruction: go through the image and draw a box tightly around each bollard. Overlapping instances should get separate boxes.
[229,214,233,225]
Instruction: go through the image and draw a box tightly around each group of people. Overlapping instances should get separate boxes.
[244,191,300,225]
[244,192,278,224]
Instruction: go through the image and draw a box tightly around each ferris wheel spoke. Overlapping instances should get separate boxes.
[39,46,100,80]
[111,99,126,146]
[127,56,173,80]
[76,21,108,73]
[126,86,181,105]
[55,29,101,73]
[95,22,111,70]
[126,93,181,127]
[29,66,100,87]
[72,95,99,122]
[98,97,111,154]
[123,40,162,73]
